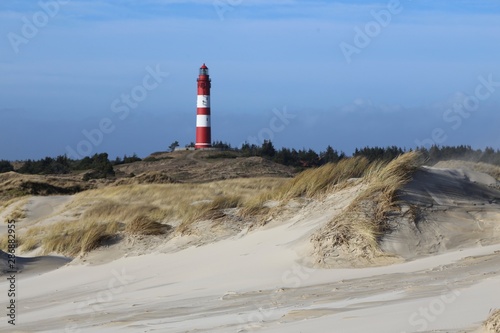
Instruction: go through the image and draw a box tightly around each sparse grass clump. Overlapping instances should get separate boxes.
[238,192,273,218]
[11,220,121,256]
[125,216,171,236]
[177,195,243,233]
[5,199,28,222]
[42,220,121,256]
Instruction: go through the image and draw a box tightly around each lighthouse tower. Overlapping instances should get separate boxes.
[195,63,212,149]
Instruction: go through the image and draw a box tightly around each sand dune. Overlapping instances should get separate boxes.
[0,161,499,332]
[382,166,500,259]
[0,250,70,277]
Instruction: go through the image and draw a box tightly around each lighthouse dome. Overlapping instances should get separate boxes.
[199,63,209,76]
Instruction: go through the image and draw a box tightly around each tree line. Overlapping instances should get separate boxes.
[0,153,120,180]
[218,142,500,169]
[1,144,500,177]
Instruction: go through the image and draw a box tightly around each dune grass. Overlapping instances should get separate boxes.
[125,216,171,236]
[177,194,243,233]
[41,220,121,256]
[311,151,424,265]
[484,309,500,333]
[0,220,121,256]
[238,156,370,218]
[0,235,22,253]
[274,156,370,200]
[0,178,286,255]
[70,178,283,228]
[5,199,28,222]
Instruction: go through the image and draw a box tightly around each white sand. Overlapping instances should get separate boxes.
[1,167,500,332]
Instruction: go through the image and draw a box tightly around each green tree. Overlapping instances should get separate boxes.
[82,153,115,181]
[320,146,344,164]
[0,160,14,173]
[169,141,180,152]
[261,140,276,158]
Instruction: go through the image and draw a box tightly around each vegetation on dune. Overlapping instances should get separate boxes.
[274,156,369,200]
[42,221,121,256]
[238,156,371,218]
[5,199,28,222]
[11,178,284,254]
[125,216,171,236]
[177,195,243,233]
[0,172,89,203]
[483,309,500,333]
[311,151,424,266]
[1,220,121,256]
[3,143,500,258]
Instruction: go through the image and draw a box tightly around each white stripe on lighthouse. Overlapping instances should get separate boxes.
[196,115,211,127]
[197,95,210,108]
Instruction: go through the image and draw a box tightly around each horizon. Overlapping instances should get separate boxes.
[1,0,500,160]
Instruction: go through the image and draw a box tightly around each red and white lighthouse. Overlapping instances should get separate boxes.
[195,63,212,149]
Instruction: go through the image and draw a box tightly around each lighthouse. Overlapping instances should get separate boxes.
[195,63,212,149]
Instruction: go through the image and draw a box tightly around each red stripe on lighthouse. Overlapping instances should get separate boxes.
[195,63,212,149]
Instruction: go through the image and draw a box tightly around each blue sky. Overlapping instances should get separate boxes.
[1,0,499,160]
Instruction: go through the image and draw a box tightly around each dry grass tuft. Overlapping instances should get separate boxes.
[0,234,22,252]
[275,157,369,200]
[41,220,121,256]
[125,216,171,236]
[238,192,273,218]
[484,309,500,333]
[5,199,28,222]
[1,197,28,224]
[1,196,27,212]
[18,236,40,252]
[311,151,424,266]
[177,195,243,233]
